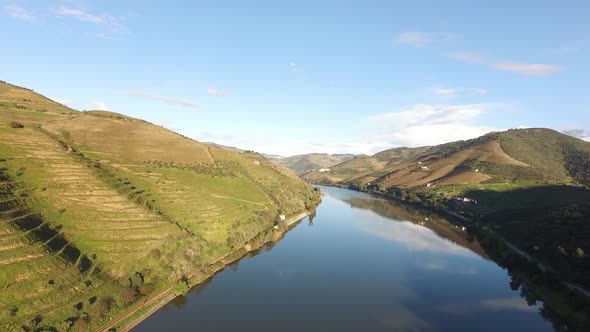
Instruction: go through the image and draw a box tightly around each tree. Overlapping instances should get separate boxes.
[121,287,139,304]
[89,298,110,319]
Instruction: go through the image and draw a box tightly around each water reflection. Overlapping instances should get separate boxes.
[135,187,554,332]
[340,194,488,258]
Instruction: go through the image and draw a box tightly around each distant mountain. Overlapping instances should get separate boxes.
[303,128,590,188]
[272,153,361,175]
[262,153,285,160]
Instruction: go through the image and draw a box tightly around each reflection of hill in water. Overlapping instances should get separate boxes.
[343,197,489,259]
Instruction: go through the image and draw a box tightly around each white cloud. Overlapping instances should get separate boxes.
[432,87,487,97]
[207,88,229,97]
[55,6,126,39]
[93,101,109,111]
[124,90,199,108]
[367,103,501,147]
[560,127,590,142]
[4,5,35,22]
[448,52,560,76]
[394,31,454,47]
[214,104,503,156]
[50,97,74,106]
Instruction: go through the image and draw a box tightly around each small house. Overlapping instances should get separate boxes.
[279,214,286,221]
[318,168,331,173]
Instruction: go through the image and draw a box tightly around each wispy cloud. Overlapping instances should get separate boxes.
[367,103,502,147]
[55,6,126,39]
[394,31,454,47]
[4,5,35,22]
[561,127,590,142]
[494,62,560,76]
[448,52,560,76]
[432,87,487,97]
[56,7,104,24]
[93,101,109,111]
[207,88,229,97]
[124,90,199,108]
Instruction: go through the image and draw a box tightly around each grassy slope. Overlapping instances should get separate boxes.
[0,81,320,331]
[304,129,590,189]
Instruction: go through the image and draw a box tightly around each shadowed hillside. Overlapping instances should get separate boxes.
[0,81,320,331]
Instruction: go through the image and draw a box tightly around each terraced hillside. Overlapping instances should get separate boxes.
[303,129,590,190]
[0,81,320,331]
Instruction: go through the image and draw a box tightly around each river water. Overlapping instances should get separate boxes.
[135,186,552,331]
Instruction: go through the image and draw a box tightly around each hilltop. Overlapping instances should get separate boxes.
[271,153,360,175]
[304,129,590,188]
[0,81,320,331]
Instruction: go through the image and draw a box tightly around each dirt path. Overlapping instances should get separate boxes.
[210,194,269,210]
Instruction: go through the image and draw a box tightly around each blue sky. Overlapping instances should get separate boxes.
[1,1,589,156]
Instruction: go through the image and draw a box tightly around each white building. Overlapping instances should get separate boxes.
[279,214,286,220]
[318,168,331,172]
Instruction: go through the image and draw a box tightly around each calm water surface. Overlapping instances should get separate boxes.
[135,186,552,332]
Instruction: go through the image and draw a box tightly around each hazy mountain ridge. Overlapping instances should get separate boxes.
[272,153,361,175]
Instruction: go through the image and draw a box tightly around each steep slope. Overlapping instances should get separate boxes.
[304,129,590,189]
[273,153,359,175]
[0,81,320,330]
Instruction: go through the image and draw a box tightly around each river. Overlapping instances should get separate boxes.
[135,186,553,331]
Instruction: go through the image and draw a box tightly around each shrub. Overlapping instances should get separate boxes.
[9,121,24,129]
[121,287,139,304]
[71,318,88,332]
[89,298,110,319]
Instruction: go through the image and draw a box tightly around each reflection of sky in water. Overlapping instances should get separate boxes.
[136,186,552,332]
[439,297,541,315]
[357,215,478,257]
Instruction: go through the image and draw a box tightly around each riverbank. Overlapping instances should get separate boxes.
[97,211,311,332]
[318,184,590,298]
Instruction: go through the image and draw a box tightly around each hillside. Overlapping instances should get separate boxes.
[274,153,360,175]
[0,81,320,331]
[305,128,590,289]
[304,129,590,189]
